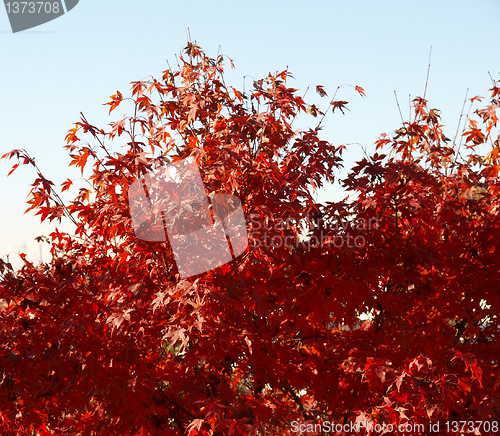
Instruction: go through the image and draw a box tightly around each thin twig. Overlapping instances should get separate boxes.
[394,91,405,124]
[423,46,432,101]
[451,88,470,168]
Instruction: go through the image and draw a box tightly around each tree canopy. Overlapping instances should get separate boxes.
[1,43,500,435]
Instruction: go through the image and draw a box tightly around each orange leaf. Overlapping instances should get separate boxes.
[355,85,367,97]
[316,85,327,97]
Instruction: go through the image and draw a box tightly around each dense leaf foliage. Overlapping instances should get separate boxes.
[1,44,499,435]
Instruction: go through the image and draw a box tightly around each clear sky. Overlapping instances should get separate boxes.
[1,0,499,268]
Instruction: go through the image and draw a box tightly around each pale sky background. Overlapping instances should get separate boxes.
[1,0,499,268]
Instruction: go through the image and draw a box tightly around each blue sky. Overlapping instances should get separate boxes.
[1,0,499,267]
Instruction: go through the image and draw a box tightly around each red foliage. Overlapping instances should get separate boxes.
[1,43,500,435]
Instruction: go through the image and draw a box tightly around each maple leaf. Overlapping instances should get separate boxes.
[307,104,319,117]
[331,100,349,114]
[355,85,367,97]
[186,419,204,435]
[315,85,327,97]
[105,90,123,114]
[61,178,73,192]
[106,309,133,332]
